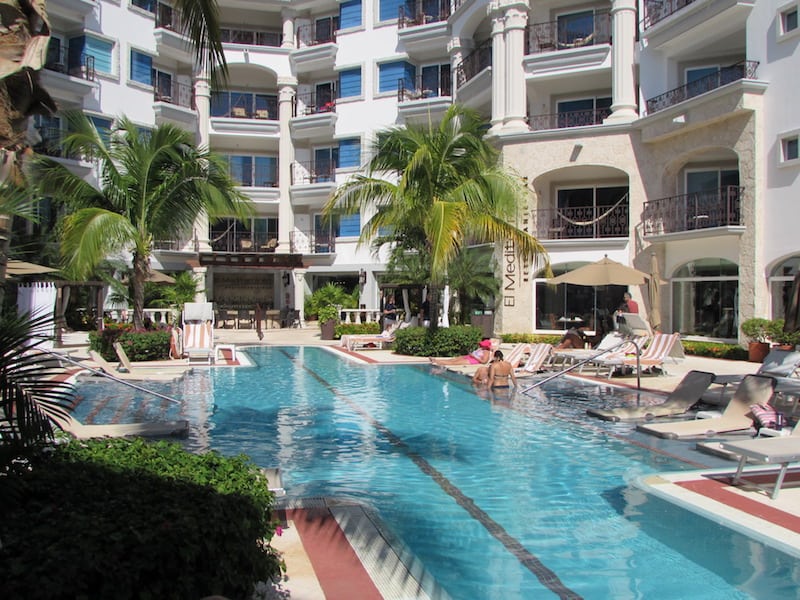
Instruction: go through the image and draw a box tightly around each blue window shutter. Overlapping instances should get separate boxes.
[338,68,361,98]
[338,138,361,168]
[89,116,113,144]
[338,213,360,237]
[130,50,152,85]
[339,0,362,28]
[379,61,415,93]
[83,36,113,74]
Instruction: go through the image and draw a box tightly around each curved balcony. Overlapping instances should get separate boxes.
[642,186,743,237]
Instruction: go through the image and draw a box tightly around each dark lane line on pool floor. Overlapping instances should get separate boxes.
[291,353,583,600]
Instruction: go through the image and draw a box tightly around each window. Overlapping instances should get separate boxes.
[534,263,626,332]
[339,0,362,29]
[555,186,628,238]
[32,114,63,157]
[379,0,413,22]
[770,256,800,321]
[131,0,156,13]
[69,34,114,76]
[672,258,738,338]
[378,60,415,94]
[685,169,740,227]
[556,97,611,128]
[89,115,113,144]
[338,138,361,169]
[685,66,720,99]
[153,70,172,100]
[315,16,338,43]
[780,4,799,37]
[314,147,338,181]
[338,68,362,98]
[782,134,799,164]
[210,91,278,118]
[223,155,278,187]
[557,10,594,46]
[338,213,361,237]
[130,50,152,85]
[420,63,451,96]
[210,217,278,253]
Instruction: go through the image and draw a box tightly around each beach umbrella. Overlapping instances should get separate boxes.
[548,255,649,286]
[648,252,662,331]
[6,259,58,276]
[784,271,800,333]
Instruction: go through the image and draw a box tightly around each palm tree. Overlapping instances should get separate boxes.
[325,104,547,283]
[447,247,499,325]
[30,112,250,329]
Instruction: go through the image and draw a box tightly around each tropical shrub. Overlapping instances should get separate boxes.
[680,340,748,361]
[88,326,170,361]
[335,322,381,338]
[394,325,483,356]
[500,333,562,345]
[0,438,284,599]
[304,283,358,320]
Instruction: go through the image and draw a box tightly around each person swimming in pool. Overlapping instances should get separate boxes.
[430,339,493,366]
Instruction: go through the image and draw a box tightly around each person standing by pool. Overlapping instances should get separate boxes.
[431,339,493,366]
[383,294,397,328]
[616,291,639,314]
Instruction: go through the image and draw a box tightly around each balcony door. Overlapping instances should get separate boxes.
[556,186,628,238]
[686,169,739,228]
[421,63,451,96]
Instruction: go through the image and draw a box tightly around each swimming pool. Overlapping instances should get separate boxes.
[74,346,800,599]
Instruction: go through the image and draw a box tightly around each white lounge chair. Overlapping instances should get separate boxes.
[636,374,777,439]
[591,332,682,378]
[87,350,184,381]
[515,343,552,377]
[587,370,715,421]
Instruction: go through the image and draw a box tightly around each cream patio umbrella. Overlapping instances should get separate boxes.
[648,252,662,331]
[547,255,649,286]
[6,259,58,276]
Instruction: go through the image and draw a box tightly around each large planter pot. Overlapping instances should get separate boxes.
[748,341,770,363]
[320,319,337,340]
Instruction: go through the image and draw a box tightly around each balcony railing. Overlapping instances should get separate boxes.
[398,0,451,28]
[289,230,336,254]
[397,75,452,101]
[645,60,759,114]
[209,230,279,253]
[212,94,278,119]
[527,12,611,54]
[154,79,194,109]
[32,127,74,159]
[296,20,338,46]
[293,91,336,117]
[220,27,282,47]
[528,107,612,131]
[44,47,96,81]
[291,161,336,185]
[154,1,183,31]
[531,203,629,240]
[455,40,492,87]
[642,186,743,235]
[153,236,198,252]
[642,0,696,30]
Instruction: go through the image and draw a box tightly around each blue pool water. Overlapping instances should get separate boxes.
[74,347,800,599]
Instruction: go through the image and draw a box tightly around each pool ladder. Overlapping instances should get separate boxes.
[519,338,643,395]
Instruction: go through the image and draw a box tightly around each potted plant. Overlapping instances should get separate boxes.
[741,317,772,362]
[768,319,800,350]
[317,305,340,340]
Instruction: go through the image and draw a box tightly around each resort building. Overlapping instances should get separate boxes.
[36,0,799,340]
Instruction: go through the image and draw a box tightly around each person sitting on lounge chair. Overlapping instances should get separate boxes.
[554,327,587,350]
[431,339,493,366]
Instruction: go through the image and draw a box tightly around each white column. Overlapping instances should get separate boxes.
[293,269,307,326]
[281,9,296,49]
[193,266,208,302]
[193,69,211,252]
[503,3,529,132]
[489,3,506,133]
[605,0,638,123]
[278,78,296,254]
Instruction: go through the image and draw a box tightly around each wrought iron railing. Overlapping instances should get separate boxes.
[44,47,96,81]
[154,79,194,109]
[397,75,452,101]
[398,0,451,28]
[293,91,336,116]
[289,230,336,254]
[209,230,279,253]
[455,40,492,87]
[32,127,69,158]
[531,203,629,240]
[642,186,743,235]
[290,160,336,185]
[526,12,611,54]
[645,60,759,114]
[528,107,612,131]
[641,0,695,30]
[296,20,338,46]
[211,93,278,119]
[220,27,282,47]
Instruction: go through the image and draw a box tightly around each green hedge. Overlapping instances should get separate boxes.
[89,325,171,361]
[681,340,747,361]
[394,325,483,357]
[335,322,381,338]
[500,333,562,345]
[0,438,283,599]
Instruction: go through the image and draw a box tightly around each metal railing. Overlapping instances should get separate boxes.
[527,12,611,54]
[641,0,696,30]
[211,93,278,119]
[397,75,452,101]
[642,186,743,235]
[209,231,280,254]
[44,47,96,81]
[531,204,629,240]
[455,40,492,87]
[154,79,194,109]
[290,160,336,185]
[528,107,612,131]
[289,230,336,254]
[398,0,451,28]
[293,91,336,116]
[221,27,282,47]
[296,20,338,46]
[645,61,759,114]
[154,1,183,31]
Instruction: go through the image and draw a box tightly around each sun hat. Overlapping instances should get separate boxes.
[479,339,492,348]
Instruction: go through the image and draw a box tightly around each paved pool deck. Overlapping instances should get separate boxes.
[58,326,800,598]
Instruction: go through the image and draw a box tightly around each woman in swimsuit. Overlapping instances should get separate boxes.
[487,351,517,388]
[430,339,493,366]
